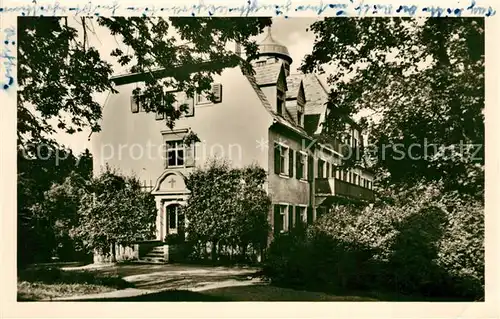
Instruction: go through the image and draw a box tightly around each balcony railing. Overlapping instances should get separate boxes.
[315,178,374,202]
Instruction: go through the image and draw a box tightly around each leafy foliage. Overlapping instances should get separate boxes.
[17,17,272,144]
[184,159,270,261]
[74,167,157,257]
[301,18,484,196]
[264,184,484,300]
[17,17,115,143]
[17,146,93,265]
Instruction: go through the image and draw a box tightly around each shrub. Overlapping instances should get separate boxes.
[436,194,484,297]
[264,185,484,300]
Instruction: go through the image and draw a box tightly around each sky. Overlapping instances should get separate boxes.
[54,17,324,154]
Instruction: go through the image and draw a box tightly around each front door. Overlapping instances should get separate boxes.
[166,204,184,235]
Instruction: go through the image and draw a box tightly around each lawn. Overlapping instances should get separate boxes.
[73,285,380,301]
[17,266,134,301]
[18,263,470,302]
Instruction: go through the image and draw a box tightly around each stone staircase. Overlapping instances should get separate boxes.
[142,245,166,263]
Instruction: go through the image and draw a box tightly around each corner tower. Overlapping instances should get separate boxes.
[254,27,293,76]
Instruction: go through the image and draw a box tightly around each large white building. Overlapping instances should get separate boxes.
[92,27,374,261]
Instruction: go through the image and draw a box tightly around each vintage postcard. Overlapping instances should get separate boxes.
[1,0,498,318]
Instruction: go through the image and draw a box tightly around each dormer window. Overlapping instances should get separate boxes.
[297,110,303,126]
[277,89,285,115]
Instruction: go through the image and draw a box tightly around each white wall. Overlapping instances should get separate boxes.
[91,67,274,185]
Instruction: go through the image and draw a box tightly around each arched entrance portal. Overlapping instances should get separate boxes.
[151,170,190,241]
[165,203,185,235]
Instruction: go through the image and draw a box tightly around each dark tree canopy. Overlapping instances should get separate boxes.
[301,18,484,197]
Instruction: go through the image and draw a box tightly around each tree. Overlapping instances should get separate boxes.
[73,167,157,261]
[301,18,484,197]
[17,146,93,266]
[184,160,270,261]
[232,164,271,259]
[34,171,90,261]
[17,17,272,146]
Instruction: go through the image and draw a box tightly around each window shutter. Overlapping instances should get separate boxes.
[211,83,222,103]
[296,153,301,180]
[184,98,194,117]
[307,206,313,224]
[131,96,139,113]
[288,149,294,177]
[141,96,149,112]
[274,144,280,174]
[288,206,294,231]
[155,93,165,120]
[273,205,281,236]
[307,156,314,181]
[185,144,195,167]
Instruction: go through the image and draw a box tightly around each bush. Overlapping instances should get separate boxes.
[264,225,378,292]
[264,186,484,300]
[436,195,484,297]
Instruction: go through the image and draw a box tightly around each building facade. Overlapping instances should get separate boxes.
[91,28,374,259]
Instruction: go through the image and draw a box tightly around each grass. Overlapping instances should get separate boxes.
[68,285,380,302]
[17,266,134,301]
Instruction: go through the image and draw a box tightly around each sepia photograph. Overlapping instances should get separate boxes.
[15,16,484,302]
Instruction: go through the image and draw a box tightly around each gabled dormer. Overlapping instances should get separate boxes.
[296,81,306,127]
[284,76,306,127]
[276,65,287,116]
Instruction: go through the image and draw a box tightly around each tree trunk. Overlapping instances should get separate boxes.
[211,241,217,261]
[110,241,117,262]
[241,243,248,262]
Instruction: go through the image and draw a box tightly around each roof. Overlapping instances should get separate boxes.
[298,73,330,115]
[110,57,241,86]
[242,69,310,140]
[286,76,302,99]
[253,62,283,86]
[257,27,293,64]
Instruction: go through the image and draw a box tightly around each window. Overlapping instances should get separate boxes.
[297,206,307,224]
[317,159,325,178]
[274,143,291,176]
[131,95,148,113]
[277,89,285,115]
[196,92,211,104]
[279,147,288,175]
[297,110,303,126]
[326,163,330,178]
[195,84,222,105]
[296,151,307,180]
[256,60,266,66]
[274,204,290,233]
[166,141,185,167]
[280,205,289,233]
[335,168,341,179]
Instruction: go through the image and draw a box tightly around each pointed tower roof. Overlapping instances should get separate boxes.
[257,27,293,64]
